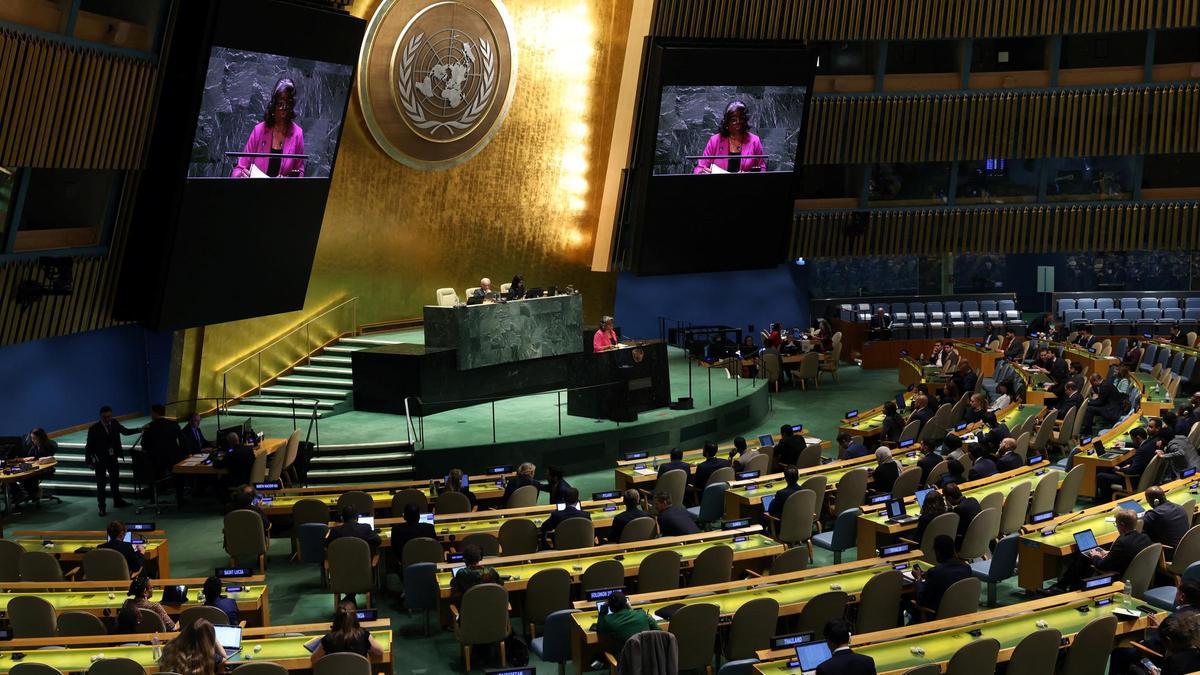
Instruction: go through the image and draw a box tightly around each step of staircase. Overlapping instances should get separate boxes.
[220,405,336,419]
[240,396,337,410]
[260,385,350,399]
[323,345,366,355]
[310,355,353,366]
[276,375,353,389]
[338,337,405,348]
[294,365,353,377]
[306,465,413,482]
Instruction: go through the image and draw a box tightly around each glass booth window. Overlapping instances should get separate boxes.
[1044,156,1136,201]
[869,162,951,206]
[956,158,1041,204]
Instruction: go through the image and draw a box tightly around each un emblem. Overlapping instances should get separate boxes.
[358,0,517,170]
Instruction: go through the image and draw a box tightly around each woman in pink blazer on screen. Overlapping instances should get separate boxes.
[232,78,306,178]
[693,100,766,174]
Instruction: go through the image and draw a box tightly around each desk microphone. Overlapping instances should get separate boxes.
[1041,509,1088,536]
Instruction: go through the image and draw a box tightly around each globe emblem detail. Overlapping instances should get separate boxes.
[397,28,496,140]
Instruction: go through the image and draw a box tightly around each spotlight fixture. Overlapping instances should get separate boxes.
[16,256,74,308]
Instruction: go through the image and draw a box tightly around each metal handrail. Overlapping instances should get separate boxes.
[218,297,359,405]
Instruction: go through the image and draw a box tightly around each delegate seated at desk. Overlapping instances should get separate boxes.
[1052,508,1152,592]
[472,277,493,299]
[594,316,619,352]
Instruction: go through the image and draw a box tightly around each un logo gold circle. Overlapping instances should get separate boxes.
[358,0,518,170]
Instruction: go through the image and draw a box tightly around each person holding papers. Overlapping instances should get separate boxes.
[594,316,619,352]
[231,78,305,178]
[693,101,766,174]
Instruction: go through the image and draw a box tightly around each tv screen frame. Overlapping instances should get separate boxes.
[616,38,817,276]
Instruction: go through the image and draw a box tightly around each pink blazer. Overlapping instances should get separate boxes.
[232,122,306,178]
[594,329,617,352]
[693,133,766,174]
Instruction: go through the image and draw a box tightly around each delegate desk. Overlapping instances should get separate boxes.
[856,463,1061,555]
[1016,477,1196,591]
[752,585,1155,674]
[838,393,914,440]
[1134,371,1175,416]
[434,527,783,606]
[898,357,950,390]
[1071,411,1143,499]
[11,531,171,578]
[950,341,1001,378]
[258,475,513,518]
[373,498,626,546]
[0,576,269,626]
[1012,363,1053,405]
[723,451,922,520]
[1058,342,1119,377]
[613,435,813,491]
[0,459,57,514]
[172,438,286,476]
[0,620,392,673]
[568,551,921,675]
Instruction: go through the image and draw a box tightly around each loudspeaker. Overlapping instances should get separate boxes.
[670,397,694,410]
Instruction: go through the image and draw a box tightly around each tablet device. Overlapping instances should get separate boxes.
[915,488,932,507]
[758,435,775,447]
[213,624,242,658]
[1118,500,1145,514]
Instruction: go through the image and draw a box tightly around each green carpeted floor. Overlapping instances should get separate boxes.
[25,364,1035,673]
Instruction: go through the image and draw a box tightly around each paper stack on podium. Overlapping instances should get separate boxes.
[248,164,270,178]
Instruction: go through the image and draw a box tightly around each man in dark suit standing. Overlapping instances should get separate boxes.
[179,412,211,455]
[608,489,651,543]
[816,619,877,675]
[85,406,139,516]
[142,405,186,507]
[653,491,699,537]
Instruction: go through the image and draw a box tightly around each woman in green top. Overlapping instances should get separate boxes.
[450,544,500,596]
[596,591,659,652]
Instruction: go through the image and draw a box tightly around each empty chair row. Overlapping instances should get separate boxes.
[839,299,1016,322]
[1057,296,1200,317]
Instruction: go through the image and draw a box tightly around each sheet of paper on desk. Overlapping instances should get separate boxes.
[248,164,270,178]
[635,468,657,476]
[709,163,728,174]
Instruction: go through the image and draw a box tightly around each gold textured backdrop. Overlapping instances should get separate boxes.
[177,0,632,403]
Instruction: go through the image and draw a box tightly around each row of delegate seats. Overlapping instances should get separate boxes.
[1058,297,1200,333]
[840,300,1024,339]
[1136,341,1200,381]
[841,298,1019,322]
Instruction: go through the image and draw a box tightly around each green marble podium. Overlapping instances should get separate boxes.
[423,294,584,370]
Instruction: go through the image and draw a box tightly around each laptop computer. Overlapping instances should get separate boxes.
[795,641,833,674]
[886,499,918,524]
[1073,529,1101,554]
[419,513,435,525]
[915,488,933,508]
[358,516,375,529]
[758,434,775,447]
[160,585,188,604]
[895,393,906,411]
[214,624,242,660]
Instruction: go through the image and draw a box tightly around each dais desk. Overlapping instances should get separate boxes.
[172,438,285,476]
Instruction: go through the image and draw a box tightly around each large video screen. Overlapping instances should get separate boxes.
[615,40,816,276]
[189,47,353,179]
[654,85,807,176]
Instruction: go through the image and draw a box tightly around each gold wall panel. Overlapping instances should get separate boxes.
[792,202,1200,259]
[0,29,155,347]
[803,84,1200,165]
[650,0,1198,40]
[182,0,633,402]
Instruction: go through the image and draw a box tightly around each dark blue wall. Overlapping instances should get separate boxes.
[613,264,811,341]
[0,324,173,434]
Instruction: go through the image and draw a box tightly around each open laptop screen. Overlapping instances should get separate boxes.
[795,641,832,671]
[1073,529,1099,553]
[214,624,242,651]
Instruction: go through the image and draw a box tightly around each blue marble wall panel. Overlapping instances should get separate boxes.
[653,85,807,175]
[190,47,353,178]
[424,295,584,370]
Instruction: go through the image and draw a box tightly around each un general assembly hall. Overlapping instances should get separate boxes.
[1,0,1200,673]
